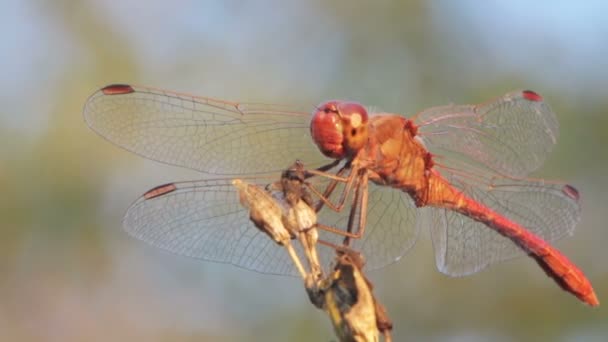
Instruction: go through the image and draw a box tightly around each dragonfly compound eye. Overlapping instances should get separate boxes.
[311,101,345,159]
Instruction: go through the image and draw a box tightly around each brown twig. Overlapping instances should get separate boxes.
[234,161,393,341]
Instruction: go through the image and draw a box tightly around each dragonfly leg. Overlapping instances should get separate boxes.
[316,223,361,239]
[306,164,349,212]
[309,159,342,174]
[295,160,372,246]
[343,168,363,245]
[343,170,369,246]
[306,164,360,213]
[313,170,369,246]
[317,239,364,260]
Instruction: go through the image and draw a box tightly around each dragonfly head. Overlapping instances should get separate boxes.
[310,101,369,159]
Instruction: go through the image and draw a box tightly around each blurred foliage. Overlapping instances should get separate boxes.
[1,0,607,341]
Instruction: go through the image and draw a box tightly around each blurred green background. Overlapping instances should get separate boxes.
[1,1,607,341]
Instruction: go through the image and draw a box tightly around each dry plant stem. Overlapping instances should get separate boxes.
[234,164,394,341]
[284,241,308,280]
[307,250,393,342]
[298,229,322,280]
[232,178,308,279]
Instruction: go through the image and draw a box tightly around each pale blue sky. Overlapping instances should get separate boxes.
[1,1,606,132]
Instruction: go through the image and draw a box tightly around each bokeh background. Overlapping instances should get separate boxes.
[2,1,607,341]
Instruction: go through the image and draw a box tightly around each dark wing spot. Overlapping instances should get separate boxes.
[522,90,543,102]
[562,184,580,201]
[101,84,135,95]
[143,183,177,200]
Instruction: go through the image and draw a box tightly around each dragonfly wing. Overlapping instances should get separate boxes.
[315,180,420,271]
[426,174,581,276]
[123,178,302,276]
[84,84,329,175]
[415,90,558,178]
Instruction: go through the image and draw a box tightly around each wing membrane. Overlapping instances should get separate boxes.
[427,171,581,276]
[415,90,558,178]
[315,179,420,271]
[123,178,308,276]
[84,85,329,175]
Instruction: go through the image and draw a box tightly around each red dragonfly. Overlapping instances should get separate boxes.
[84,84,598,306]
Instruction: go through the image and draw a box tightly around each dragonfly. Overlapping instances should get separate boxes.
[84,84,598,306]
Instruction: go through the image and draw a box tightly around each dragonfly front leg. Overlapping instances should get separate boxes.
[314,169,370,247]
[300,161,371,246]
[306,163,359,213]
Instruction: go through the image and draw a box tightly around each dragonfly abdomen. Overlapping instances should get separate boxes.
[425,171,599,306]
[484,207,598,306]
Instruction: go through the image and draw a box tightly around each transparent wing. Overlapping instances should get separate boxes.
[415,90,558,178]
[426,170,581,276]
[314,178,420,271]
[84,84,330,175]
[123,177,306,276]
